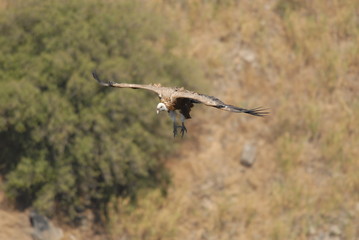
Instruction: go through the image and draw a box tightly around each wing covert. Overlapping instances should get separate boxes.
[171,90,225,106]
[92,72,163,96]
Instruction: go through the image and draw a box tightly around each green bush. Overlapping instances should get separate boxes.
[0,0,199,222]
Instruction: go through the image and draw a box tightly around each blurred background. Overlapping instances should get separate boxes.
[0,0,358,239]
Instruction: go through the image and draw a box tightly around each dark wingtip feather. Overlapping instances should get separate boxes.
[92,71,100,82]
[243,107,269,117]
[214,104,269,116]
[224,105,269,116]
[92,71,110,86]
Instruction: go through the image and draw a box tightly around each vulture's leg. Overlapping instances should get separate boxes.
[179,114,187,138]
[169,111,178,137]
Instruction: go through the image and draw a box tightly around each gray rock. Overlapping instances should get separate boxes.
[329,225,341,236]
[29,211,63,240]
[240,142,257,167]
[239,49,256,63]
[308,225,316,235]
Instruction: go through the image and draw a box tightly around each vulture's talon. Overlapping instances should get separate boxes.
[180,123,187,138]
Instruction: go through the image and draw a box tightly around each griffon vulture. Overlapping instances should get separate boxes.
[92,72,268,137]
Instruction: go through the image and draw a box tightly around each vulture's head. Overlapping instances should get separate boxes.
[156,103,168,114]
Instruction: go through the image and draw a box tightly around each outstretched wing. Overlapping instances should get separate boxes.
[171,90,268,117]
[92,72,164,96]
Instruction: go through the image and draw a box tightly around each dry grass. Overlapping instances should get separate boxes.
[109,0,359,239]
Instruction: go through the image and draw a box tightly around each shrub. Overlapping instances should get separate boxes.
[0,0,199,222]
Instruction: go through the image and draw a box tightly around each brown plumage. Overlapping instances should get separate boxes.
[92,72,268,137]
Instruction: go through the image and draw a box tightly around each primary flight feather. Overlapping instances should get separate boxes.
[92,72,268,137]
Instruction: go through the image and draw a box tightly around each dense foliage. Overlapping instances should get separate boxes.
[0,0,198,221]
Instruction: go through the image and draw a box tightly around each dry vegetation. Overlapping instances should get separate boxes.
[1,0,358,239]
[108,0,359,239]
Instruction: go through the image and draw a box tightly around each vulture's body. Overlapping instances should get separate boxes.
[93,72,268,137]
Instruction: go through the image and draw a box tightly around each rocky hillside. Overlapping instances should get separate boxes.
[1,0,358,240]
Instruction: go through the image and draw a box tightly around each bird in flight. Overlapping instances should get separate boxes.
[92,72,268,137]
